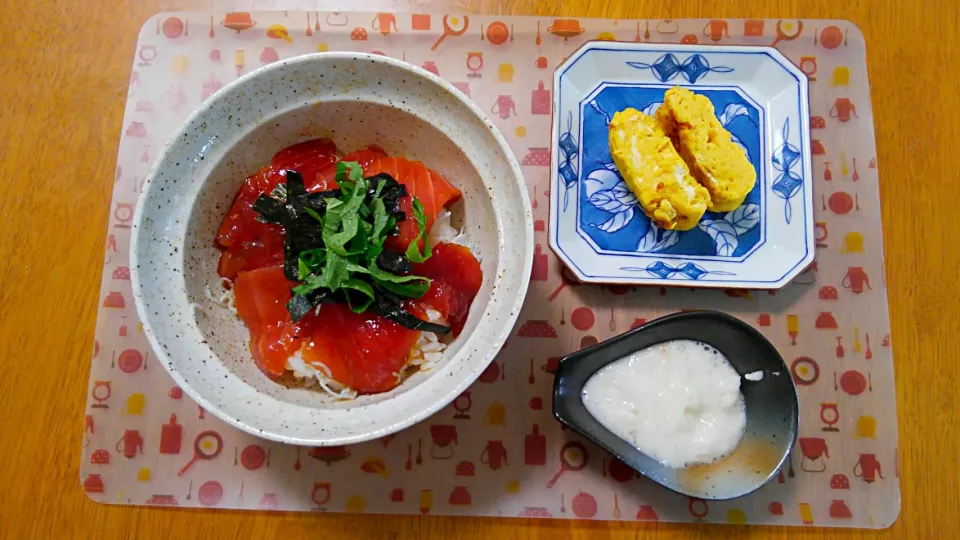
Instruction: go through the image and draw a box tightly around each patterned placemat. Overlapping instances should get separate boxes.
[82,12,898,527]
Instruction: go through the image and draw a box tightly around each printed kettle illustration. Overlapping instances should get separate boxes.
[372,13,398,35]
[480,440,508,470]
[842,267,872,294]
[854,453,884,483]
[703,19,730,41]
[117,429,144,459]
[491,95,517,119]
[830,98,859,122]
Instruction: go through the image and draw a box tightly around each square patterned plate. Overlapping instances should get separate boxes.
[549,42,813,288]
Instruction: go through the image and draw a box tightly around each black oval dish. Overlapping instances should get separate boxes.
[553,310,799,501]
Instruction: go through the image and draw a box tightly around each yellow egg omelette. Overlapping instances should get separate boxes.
[655,87,757,212]
[608,108,710,231]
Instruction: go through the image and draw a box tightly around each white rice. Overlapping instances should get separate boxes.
[429,209,476,257]
[205,277,238,315]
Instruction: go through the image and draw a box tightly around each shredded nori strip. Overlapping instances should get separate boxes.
[283,230,300,281]
[285,169,308,199]
[252,194,287,225]
[384,198,405,220]
[287,289,332,322]
[297,189,341,212]
[270,182,287,200]
[371,288,450,334]
[376,251,412,275]
[368,174,407,219]
[365,173,398,192]
[287,294,314,322]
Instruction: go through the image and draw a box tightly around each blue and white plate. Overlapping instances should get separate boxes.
[549,42,812,288]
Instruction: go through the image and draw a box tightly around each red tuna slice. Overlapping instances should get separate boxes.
[412,242,483,336]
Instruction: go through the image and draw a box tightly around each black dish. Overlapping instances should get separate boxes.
[553,310,799,500]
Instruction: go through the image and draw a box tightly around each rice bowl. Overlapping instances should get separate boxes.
[131,52,533,445]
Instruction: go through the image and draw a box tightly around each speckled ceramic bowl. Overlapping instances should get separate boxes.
[131,52,533,445]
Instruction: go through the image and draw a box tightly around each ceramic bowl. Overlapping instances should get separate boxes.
[553,311,799,500]
[131,52,533,445]
[550,42,813,288]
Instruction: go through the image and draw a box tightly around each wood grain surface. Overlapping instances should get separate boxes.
[1,0,958,538]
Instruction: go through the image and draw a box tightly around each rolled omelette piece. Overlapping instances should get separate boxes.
[608,108,710,231]
[655,86,757,212]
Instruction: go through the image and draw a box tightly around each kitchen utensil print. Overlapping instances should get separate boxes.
[547,19,585,41]
[482,21,512,44]
[116,430,144,459]
[570,307,595,331]
[372,13,398,36]
[466,52,484,77]
[311,483,332,509]
[771,20,803,47]
[240,444,268,470]
[546,441,588,487]
[799,437,829,472]
[531,81,550,114]
[531,244,549,281]
[177,430,223,476]
[831,98,858,122]
[491,95,517,119]
[657,19,679,34]
[854,454,883,483]
[842,267,871,293]
[548,266,582,301]
[159,414,182,454]
[221,12,256,33]
[703,20,730,41]
[525,424,547,465]
[481,441,508,470]
[572,492,598,518]
[431,15,469,51]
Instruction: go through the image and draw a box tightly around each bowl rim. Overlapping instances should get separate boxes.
[130,51,534,445]
[552,310,800,500]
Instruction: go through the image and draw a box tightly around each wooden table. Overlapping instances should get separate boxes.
[2,0,957,537]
